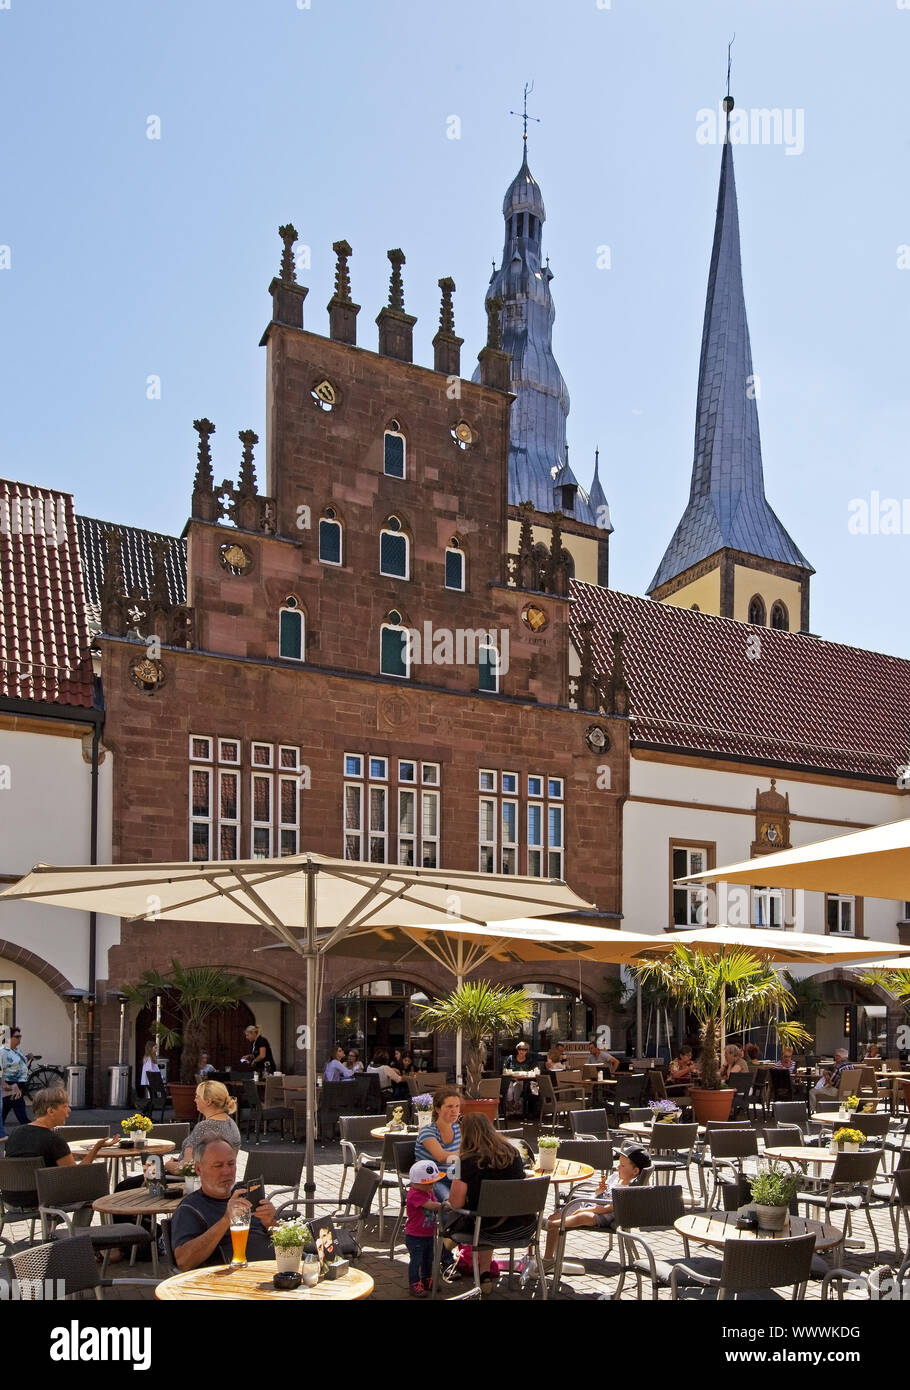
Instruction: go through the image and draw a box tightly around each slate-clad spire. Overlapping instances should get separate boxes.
[648,99,812,595]
[474,144,598,524]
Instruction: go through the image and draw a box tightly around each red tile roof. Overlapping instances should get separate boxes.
[0,478,96,709]
[570,583,910,783]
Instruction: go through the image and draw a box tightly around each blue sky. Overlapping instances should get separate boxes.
[1,0,908,656]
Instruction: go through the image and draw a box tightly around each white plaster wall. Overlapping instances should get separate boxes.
[0,965,72,1066]
[0,727,116,990]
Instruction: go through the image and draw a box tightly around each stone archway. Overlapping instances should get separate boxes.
[0,938,75,1000]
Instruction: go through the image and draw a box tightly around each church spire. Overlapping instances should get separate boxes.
[648,88,812,630]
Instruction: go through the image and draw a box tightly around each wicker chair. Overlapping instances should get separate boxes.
[798,1149,883,1255]
[386,1137,418,1258]
[431,1177,551,1300]
[245,1148,304,1218]
[610,1184,715,1300]
[670,1231,816,1300]
[648,1123,699,1202]
[0,1156,44,1245]
[53,1126,110,1144]
[148,1123,191,1148]
[338,1114,386,1202]
[569,1108,609,1140]
[705,1128,759,1209]
[0,1233,159,1300]
[241,1078,292,1144]
[35,1163,154,1274]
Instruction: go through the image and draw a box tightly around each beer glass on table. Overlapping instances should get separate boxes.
[229,1200,251,1268]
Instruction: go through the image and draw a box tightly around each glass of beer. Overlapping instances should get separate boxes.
[229,1201,251,1268]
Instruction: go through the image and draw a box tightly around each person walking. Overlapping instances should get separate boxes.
[1,1026,30,1126]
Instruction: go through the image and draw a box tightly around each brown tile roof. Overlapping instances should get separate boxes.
[570,583,910,783]
[0,478,96,708]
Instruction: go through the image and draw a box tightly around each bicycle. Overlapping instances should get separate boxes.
[10,1054,67,1096]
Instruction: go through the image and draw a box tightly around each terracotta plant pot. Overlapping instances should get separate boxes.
[688,1088,735,1124]
[168,1083,201,1122]
[459,1098,500,1124]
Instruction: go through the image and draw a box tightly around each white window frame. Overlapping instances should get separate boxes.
[189,766,212,861]
[279,775,300,857]
[250,772,273,858]
[380,620,410,679]
[827,894,856,937]
[478,638,500,693]
[369,757,388,781]
[379,524,409,580]
[344,781,364,861]
[547,777,564,800]
[398,788,417,866]
[753,886,784,929]
[383,428,407,479]
[398,760,416,783]
[501,771,518,795]
[422,762,440,786]
[279,603,304,662]
[279,745,300,771]
[672,846,710,927]
[445,543,465,591]
[527,801,544,878]
[479,797,497,873]
[217,768,240,861]
[547,803,564,879]
[318,514,343,566]
[217,738,240,765]
[528,774,543,798]
[189,734,213,762]
[479,769,497,792]
[368,783,388,863]
[422,789,440,868]
[344,753,364,778]
[251,742,274,769]
[501,799,518,875]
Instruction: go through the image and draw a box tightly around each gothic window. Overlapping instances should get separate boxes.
[318,508,343,565]
[528,214,536,239]
[380,516,409,579]
[748,595,766,626]
[445,538,465,591]
[279,597,304,661]
[384,423,406,479]
[380,610,409,680]
[478,637,499,694]
[516,213,525,237]
[770,601,789,631]
[560,484,577,514]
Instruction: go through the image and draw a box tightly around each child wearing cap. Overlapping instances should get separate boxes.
[541,1144,652,1264]
[405,1159,444,1297]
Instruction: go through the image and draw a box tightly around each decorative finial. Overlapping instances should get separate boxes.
[594,446,600,476]
[278,224,298,283]
[724,34,735,111]
[192,418,215,491]
[485,294,503,351]
[237,429,259,499]
[437,276,456,335]
[332,240,353,304]
[510,80,541,145]
[386,249,406,312]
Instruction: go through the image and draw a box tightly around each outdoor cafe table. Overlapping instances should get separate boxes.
[620,1121,706,1142]
[763,1145,842,1187]
[70,1137,175,1191]
[155,1260,374,1300]
[92,1185,185,1276]
[810,1110,889,1127]
[674,1209,842,1252]
[370,1126,419,1139]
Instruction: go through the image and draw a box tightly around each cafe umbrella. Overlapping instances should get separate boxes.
[0,854,599,1212]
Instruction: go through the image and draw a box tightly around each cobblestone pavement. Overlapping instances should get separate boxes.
[0,1108,902,1302]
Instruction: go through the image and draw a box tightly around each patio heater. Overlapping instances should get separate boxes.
[107,990,130,1108]
[61,988,88,1107]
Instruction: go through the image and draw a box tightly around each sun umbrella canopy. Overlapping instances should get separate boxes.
[680,816,910,901]
[662,925,910,964]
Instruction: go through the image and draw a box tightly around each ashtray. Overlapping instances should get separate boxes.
[273,1271,302,1291]
[119,1140,135,1149]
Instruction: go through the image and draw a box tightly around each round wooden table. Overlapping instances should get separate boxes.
[763,1145,840,1167]
[619,1121,705,1142]
[70,1137,175,1189]
[810,1111,887,1127]
[92,1185,185,1276]
[675,1209,842,1250]
[370,1126,419,1140]
[155,1260,374,1300]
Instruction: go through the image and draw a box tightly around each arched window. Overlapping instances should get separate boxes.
[279,597,304,661]
[770,601,789,632]
[384,422,406,479]
[478,637,500,694]
[318,507,343,565]
[380,610,409,680]
[748,595,766,626]
[445,538,465,591]
[380,516,409,579]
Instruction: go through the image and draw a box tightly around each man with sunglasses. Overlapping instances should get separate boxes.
[1,1026,30,1126]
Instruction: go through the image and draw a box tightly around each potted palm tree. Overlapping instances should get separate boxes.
[416,981,532,1120]
[631,947,811,1125]
[124,960,250,1120]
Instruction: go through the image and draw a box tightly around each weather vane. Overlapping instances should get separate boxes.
[510,81,540,143]
[726,34,735,100]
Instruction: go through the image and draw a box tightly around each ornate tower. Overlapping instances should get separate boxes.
[648,96,813,632]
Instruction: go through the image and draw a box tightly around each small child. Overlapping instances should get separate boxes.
[405,1159,443,1297]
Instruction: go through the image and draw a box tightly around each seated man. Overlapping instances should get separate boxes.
[170,1135,277,1271]
[668,1046,698,1084]
[542,1145,652,1265]
[5,1085,109,1216]
[586,1040,619,1074]
[814,1047,852,1102]
[323,1046,355,1083]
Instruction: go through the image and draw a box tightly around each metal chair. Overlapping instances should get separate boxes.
[670,1231,816,1300]
[538,1073,585,1129]
[148,1122,191,1148]
[317,1081,356,1142]
[274,1165,380,1252]
[705,1129,759,1209]
[611,1184,713,1300]
[146,1072,172,1122]
[760,1125,805,1151]
[431,1177,551,1299]
[774,1100,814,1136]
[627,1107,653,1124]
[35,1163,155,1275]
[244,1149,304,1218]
[0,1156,44,1246]
[605,1074,646,1128]
[372,1130,410,1241]
[728,1072,754,1120]
[387,1137,418,1258]
[648,1123,699,1202]
[338,1115,386,1201]
[241,1078,292,1144]
[53,1126,110,1143]
[798,1149,883,1256]
[569,1108,609,1140]
[871,1158,910,1255]
[849,1112,891,1147]
[0,1233,159,1300]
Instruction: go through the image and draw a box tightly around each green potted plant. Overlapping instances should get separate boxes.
[839,1093,861,1120]
[124,960,250,1120]
[631,947,811,1125]
[416,981,532,1119]
[411,1092,434,1130]
[120,1113,153,1146]
[648,1099,680,1124]
[179,1159,198,1193]
[749,1166,801,1232]
[537,1135,560,1173]
[270,1218,309,1274]
[831,1126,864,1154]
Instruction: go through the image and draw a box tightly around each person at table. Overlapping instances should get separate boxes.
[504,1041,534,1073]
[668,1046,698,1083]
[445,1112,526,1292]
[776,1047,796,1074]
[864,1043,881,1062]
[164,1081,241,1176]
[720,1045,750,1080]
[241,1023,275,1072]
[743,1043,761,1067]
[1,1024,30,1127]
[399,1051,415,1076]
[196,1051,216,1079]
[586,1041,619,1075]
[345,1048,364,1074]
[815,1048,852,1100]
[541,1144,652,1265]
[324,1046,355,1083]
[171,1135,277,1271]
[415,1087,461,1198]
[545,1046,566,1075]
[366,1049,402,1094]
[4,1086,109,1215]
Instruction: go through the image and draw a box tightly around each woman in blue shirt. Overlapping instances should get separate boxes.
[1,1026,30,1126]
[415,1088,461,1199]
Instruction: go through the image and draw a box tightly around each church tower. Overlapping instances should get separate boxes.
[478,117,611,590]
[648,95,813,632]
